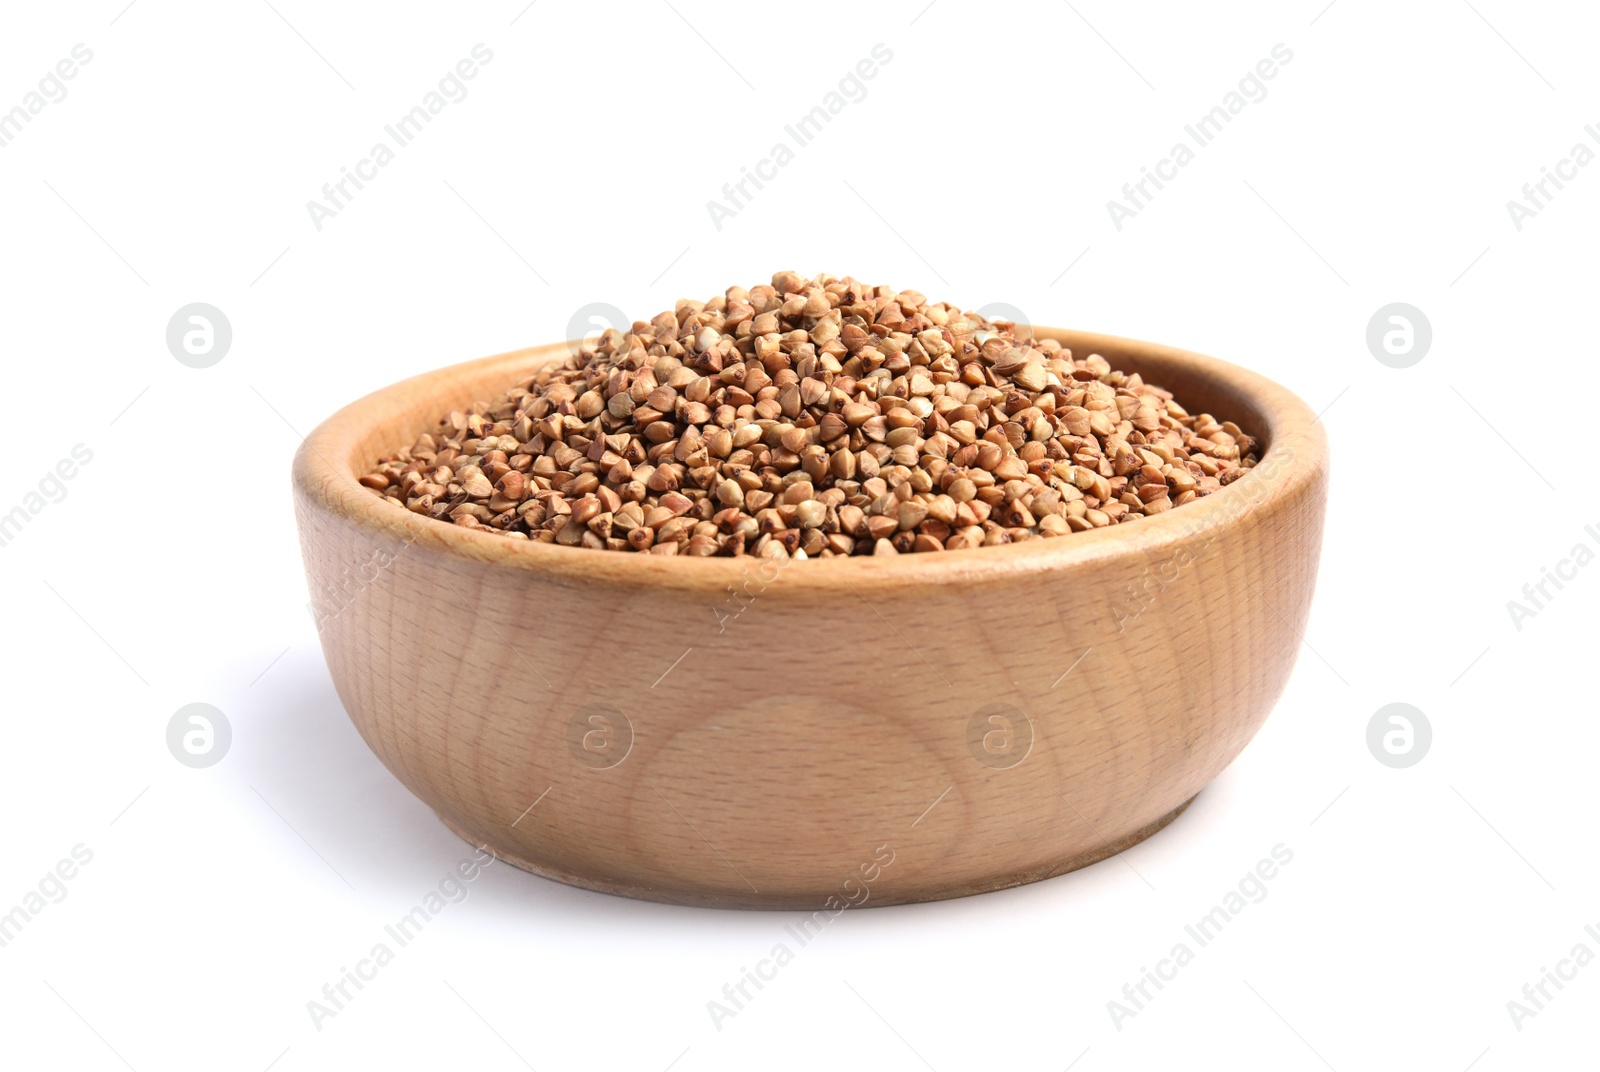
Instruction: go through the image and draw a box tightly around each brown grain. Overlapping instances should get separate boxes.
[362,272,1260,557]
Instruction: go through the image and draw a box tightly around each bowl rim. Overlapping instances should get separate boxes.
[293,328,1328,592]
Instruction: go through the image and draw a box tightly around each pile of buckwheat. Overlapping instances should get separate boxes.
[361,272,1259,557]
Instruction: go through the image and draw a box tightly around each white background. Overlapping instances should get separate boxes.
[2,0,1596,1069]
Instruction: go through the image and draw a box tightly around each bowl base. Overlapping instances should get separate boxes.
[435,793,1197,910]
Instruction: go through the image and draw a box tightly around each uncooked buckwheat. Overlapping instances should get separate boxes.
[361,272,1260,557]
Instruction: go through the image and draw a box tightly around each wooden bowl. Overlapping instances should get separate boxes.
[293,329,1327,909]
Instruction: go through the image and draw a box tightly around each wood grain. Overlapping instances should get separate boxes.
[293,329,1329,909]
